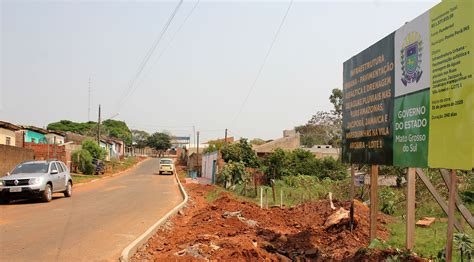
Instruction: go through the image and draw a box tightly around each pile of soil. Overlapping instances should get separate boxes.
[132,184,423,261]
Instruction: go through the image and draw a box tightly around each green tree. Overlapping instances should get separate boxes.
[47,120,96,134]
[131,129,149,148]
[102,119,132,145]
[72,149,94,175]
[250,138,266,145]
[82,139,106,160]
[329,88,343,117]
[147,132,171,155]
[203,139,225,154]
[221,138,258,167]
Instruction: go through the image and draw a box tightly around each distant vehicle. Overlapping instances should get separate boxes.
[159,158,174,175]
[92,158,105,175]
[0,160,73,204]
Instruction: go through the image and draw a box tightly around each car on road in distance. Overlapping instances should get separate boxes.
[0,160,73,204]
[159,158,174,175]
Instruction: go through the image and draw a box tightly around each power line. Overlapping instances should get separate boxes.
[231,0,293,125]
[132,0,200,93]
[113,0,184,115]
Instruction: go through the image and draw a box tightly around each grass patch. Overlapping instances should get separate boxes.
[206,187,224,203]
[72,174,99,184]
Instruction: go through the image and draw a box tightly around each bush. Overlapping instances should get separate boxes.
[220,161,248,189]
[72,149,94,175]
[221,139,258,168]
[82,139,106,160]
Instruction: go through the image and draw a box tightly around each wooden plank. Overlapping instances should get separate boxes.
[446,169,456,262]
[439,169,474,229]
[415,168,463,232]
[406,167,416,250]
[370,165,378,241]
[350,165,355,232]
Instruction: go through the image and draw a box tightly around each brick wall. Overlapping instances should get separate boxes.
[0,145,35,176]
[24,143,67,163]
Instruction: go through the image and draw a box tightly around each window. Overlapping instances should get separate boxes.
[31,138,36,143]
[57,162,64,173]
[12,163,49,174]
[5,137,11,145]
[60,162,69,172]
[50,163,58,173]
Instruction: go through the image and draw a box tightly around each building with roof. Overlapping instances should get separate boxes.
[19,125,48,144]
[253,130,300,157]
[0,121,20,146]
[45,130,66,144]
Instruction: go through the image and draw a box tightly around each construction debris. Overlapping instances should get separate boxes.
[416,217,436,227]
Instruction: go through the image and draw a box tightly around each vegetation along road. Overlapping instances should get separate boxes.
[0,158,182,262]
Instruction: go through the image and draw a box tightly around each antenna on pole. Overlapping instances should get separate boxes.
[88,76,92,121]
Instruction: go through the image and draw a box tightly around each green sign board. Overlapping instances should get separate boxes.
[342,1,473,170]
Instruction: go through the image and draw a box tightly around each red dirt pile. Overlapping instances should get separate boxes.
[132,184,421,261]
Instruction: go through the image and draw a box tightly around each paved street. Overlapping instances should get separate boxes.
[0,158,183,262]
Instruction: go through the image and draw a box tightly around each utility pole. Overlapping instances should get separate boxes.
[224,128,228,144]
[88,76,92,121]
[196,131,200,176]
[97,104,101,145]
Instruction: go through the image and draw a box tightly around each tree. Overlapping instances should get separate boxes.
[250,138,266,146]
[71,149,94,175]
[203,139,225,154]
[131,129,149,148]
[47,120,96,134]
[221,138,258,167]
[82,139,106,160]
[102,119,132,145]
[147,132,171,156]
[329,88,343,118]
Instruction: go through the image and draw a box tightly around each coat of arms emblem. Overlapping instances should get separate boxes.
[400,31,423,86]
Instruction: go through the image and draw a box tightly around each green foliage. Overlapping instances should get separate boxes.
[380,189,396,215]
[220,161,247,189]
[131,129,149,148]
[71,149,94,175]
[147,132,171,152]
[221,139,258,167]
[368,238,391,249]
[203,139,225,154]
[329,88,343,117]
[48,120,96,134]
[250,138,266,146]
[262,148,347,180]
[454,233,473,261]
[48,119,134,145]
[82,139,106,160]
[102,119,132,145]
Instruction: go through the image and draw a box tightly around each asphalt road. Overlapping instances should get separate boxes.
[0,158,183,262]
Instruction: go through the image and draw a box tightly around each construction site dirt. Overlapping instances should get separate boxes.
[132,183,426,261]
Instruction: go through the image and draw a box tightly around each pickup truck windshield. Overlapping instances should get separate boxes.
[160,160,172,164]
[12,163,49,174]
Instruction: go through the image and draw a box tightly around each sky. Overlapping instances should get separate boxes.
[1,0,440,143]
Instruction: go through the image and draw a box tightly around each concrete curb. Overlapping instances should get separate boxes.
[118,171,189,262]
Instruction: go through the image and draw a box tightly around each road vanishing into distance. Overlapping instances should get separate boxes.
[0,158,183,262]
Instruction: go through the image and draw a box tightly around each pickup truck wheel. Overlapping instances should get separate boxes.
[64,181,72,197]
[42,184,53,202]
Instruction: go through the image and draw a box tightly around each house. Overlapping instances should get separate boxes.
[108,137,125,159]
[307,145,340,159]
[254,130,301,157]
[0,121,20,146]
[45,130,66,144]
[20,126,48,144]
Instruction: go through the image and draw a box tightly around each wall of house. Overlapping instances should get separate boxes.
[45,134,65,144]
[0,145,35,177]
[24,130,46,144]
[24,142,67,163]
[201,151,218,182]
[0,128,16,146]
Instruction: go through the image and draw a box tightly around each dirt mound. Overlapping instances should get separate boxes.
[132,184,408,261]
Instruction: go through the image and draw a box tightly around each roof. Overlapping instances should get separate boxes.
[46,130,66,137]
[19,125,48,134]
[0,120,20,131]
[254,133,300,154]
[65,132,93,144]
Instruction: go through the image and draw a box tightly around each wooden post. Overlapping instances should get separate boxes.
[446,169,456,262]
[280,188,283,208]
[406,167,416,250]
[350,165,355,232]
[370,165,379,241]
[260,187,263,209]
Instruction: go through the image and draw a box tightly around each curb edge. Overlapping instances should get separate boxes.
[118,170,188,262]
